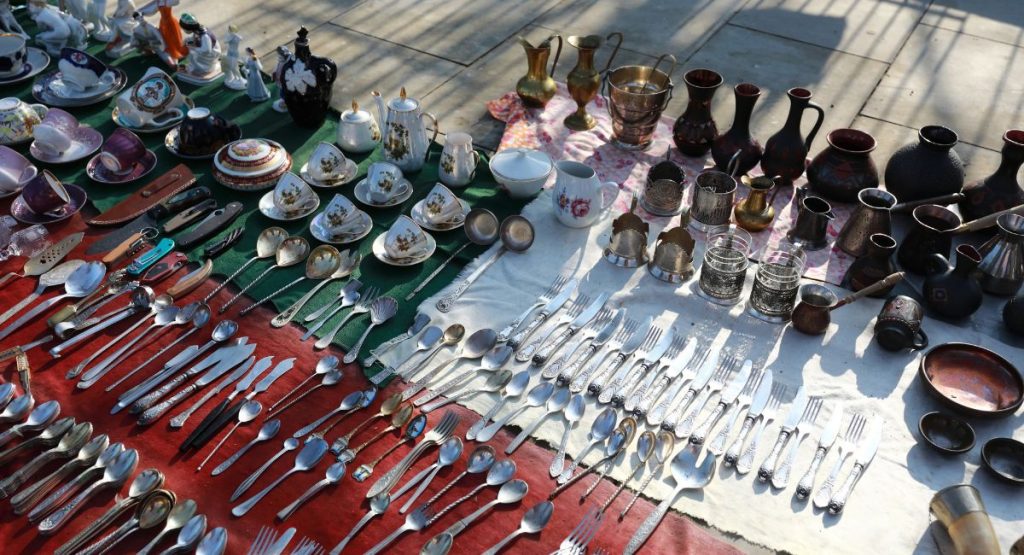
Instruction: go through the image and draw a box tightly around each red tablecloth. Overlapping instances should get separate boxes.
[0,211,740,554]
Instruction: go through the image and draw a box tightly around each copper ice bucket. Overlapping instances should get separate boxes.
[603,55,675,150]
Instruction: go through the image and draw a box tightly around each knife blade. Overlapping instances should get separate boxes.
[569,292,609,329]
[249,358,296,397]
[720,359,753,404]
[688,348,720,393]
[236,356,277,394]
[855,416,881,465]
[782,387,809,431]
[160,198,217,234]
[541,278,578,315]
[22,232,84,276]
[592,308,624,347]
[817,405,844,449]
[197,352,255,387]
[86,186,212,254]
[179,356,274,449]
[174,202,244,251]
[620,316,654,356]
[747,369,774,417]
[662,340,696,380]
[642,326,674,365]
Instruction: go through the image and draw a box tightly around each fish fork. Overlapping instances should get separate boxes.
[670,356,738,438]
[557,506,603,555]
[497,274,568,344]
[366,411,459,498]
[734,383,786,474]
[812,413,867,508]
[569,318,637,393]
[313,288,380,350]
[771,397,823,488]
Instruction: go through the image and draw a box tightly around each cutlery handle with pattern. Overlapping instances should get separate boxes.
[474,405,527,444]
[400,356,457,401]
[620,465,660,519]
[736,417,769,474]
[668,388,706,436]
[435,279,474,313]
[169,383,224,429]
[364,331,412,367]
[67,517,134,555]
[708,403,743,456]
[812,451,848,508]
[796,446,828,499]
[690,401,728,445]
[590,354,626,396]
[624,364,659,413]
[625,493,675,555]
[203,258,254,303]
[532,327,574,366]
[343,322,377,362]
[271,278,332,328]
[0,452,57,494]
[497,302,541,343]
[131,369,196,413]
[366,439,436,498]
[38,482,104,533]
[27,469,95,522]
[772,432,805,489]
[611,362,648,406]
[422,470,467,510]
[10,460,82,514]
[239,276,304,316]
[412,370,475,407]
[138,382,200,425]
[565,347,600,390]
[827,462,864,514]
[557,442,595,484]
[465,399,506,441]
[548,423,573,477]
[508,312,548,350]
[757,430,791,482]
[648,380,692,428]
[219,265,273,313]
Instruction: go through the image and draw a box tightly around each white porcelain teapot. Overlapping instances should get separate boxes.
[372,87,438,172]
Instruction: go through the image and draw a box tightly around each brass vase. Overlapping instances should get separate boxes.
[734,175,776,232]
[564,32,623,131]
[516,34,562,109]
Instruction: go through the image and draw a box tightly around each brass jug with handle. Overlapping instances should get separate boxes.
[734,175,778,232]
[516,35,562,108]
[564,32,623,131]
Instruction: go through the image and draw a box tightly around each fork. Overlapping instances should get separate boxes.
[313,288,379,350]
[596,323,659,404]
[498,274,569,344]
[770,397,823,489]
[602,325,663,405]
[569,319,637,394]
[544,309,613,381]
[707,369,763,455]
[366,410,459,498]
[642,346,709,424]
[670,356,738,439]
[290,537,323,555]
[248,526,295,555]
[342,296,398,361]
[734,383,786,474]
[812,413,867,508]
[516,295,589,362]
[247,526,275,555]
[620,332,683,411]
[555,506,603,555]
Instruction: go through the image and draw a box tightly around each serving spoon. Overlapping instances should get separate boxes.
[241,245,341,316]
[0,259,84,327]
[272,249,360,327]
[204,226,287,303]
[0,261,105,341]
[220,236,309,313]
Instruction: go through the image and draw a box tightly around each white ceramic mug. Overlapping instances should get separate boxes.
[116,67,185,128]
[551,160,620,228]
[438,132,480,188]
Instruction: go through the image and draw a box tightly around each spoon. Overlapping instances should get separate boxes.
[621,430,675,519]
[481,500,554,555]
[204,227,287,302]
[54,467,165,553]
[51,287,154,357]
[89,301,198,383]
[76,490,175,555]
[27,443,124,522]
[268,371,343,420]
[331,493,390,554]
[197,400,262,472]
[558,407,617,483]
[0,261,105,341]
[276,461,346,521]
[232,437,328,517]
[0,394,34,426]
[230,437,300,502]
[365,503,432,555]
[398,324,461,381]
[0,416,75,469]
[506,387,570,454]
[77,303,181,387]
[389,324,442,377]
[599,430,656,509]
[195,527,227,555]
[423,479,530,555]
[330,392,402,454]
[476,381,554,443]
[415,344,512,408]
[582,418,638,500]
[241,245,341,316]
[548,393,586,477]
[309,283,377,348]
[67,294,173,380]
[405,208,499,304]
[38,448,139,534]
[0,259,84,327]
[341,296,399,361]
[623,445,716,555]
[162,513,206,555]
[220,236,309,313]
[436,213,535,313]
[0,400,60,448]
[211,418,281,476]
[10,434,109,515]
[337,404,413,464]
[0,382,14,410]
[397,436,463,513]
[303,278,363,327]
[467,369,530,441]
[366,312,431,370]
[548,427,629,500]
[272,249,360,327]
[0,421,90,493]
[352,413,427,482]
[292,390,365,438]
[421,369,513,414]
[403,327,497,401]
[429,459,517,523]
[268,355,340,412]
[136,498,196,555]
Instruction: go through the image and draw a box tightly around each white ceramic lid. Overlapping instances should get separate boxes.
[388,88,419,112]
[227,139,272,162]
[490,148,552,181]
[341,100,371,123]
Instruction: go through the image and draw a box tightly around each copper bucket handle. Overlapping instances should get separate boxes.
[601,31,625,73]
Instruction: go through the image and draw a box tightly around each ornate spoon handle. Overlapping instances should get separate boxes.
[548,420,575,477]
[0,451,60,493]
[272,278,334,327]
[366,439,436,498]
[365,331,413,367]
[342,322,377,362]
[239,276,304,316]
[465,398,507,441]
[38,481,108,533]
[557,441,596,484]
[10,460,85,514]
[412,368,478,407]
[620,463,662,518]
[625,493,676,555]
[130,368,198,414]
[27,468,99,522]
[406,243,469,301]
[203,258,255,303]
[428,482,485,524]
[422,470,466,509]
[219,265,275,314]
[435,249,504,313]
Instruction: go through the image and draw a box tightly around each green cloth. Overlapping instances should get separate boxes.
[4,26,526,375]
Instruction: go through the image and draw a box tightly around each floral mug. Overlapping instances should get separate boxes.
[552,160,620,228]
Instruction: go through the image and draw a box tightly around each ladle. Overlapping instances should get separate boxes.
[27,443,124,522]
[10,434,109,514]
[268,355,340,413]
[38,449,139,534]
[272,250,361,327]
[792,272,904,335]
[231,437,328,517]
[230,437,300,502]
[276,461,346,520]
[403,327,496,401]
[211,418,281,476]
[330,392,402,454]
[65,294,173,379]
[421,479,530,555]
[0,259,85,327]
[136,498,196,555]
[396,437,463,513]
[204,227,287,302]
[241,245,341,316]
[220,236,310,313]
[0,400,60,447]
[406,210,499,302]
[104,302,211,392]
[481,500,554,555]
[0,421,90,493]
[54,467,165,553]
[0,261,105,341]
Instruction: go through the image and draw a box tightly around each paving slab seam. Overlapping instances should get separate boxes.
[324,20,473,67]
[916,20,1024,50]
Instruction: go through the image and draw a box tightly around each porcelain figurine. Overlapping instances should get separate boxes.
[0,0,28,39]
[61,9,89,49]
[28,0,73,55]
[244,47,269,102]
[104,0,137,58]
[176,12,221,84]
[138,0,187,65]
[221,25,246,90]
[271,45,292,113]
[89,0,112,41]
[279,27,337,128]
[63,0,91,31]
[130,11,172,66]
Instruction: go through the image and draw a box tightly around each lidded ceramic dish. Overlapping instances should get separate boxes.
[488,148,553,198]
[212,138,292,191]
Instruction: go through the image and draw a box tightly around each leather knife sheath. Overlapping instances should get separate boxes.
[175,202,243,251]
[87,165,197,226]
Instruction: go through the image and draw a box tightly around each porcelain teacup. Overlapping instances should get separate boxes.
[307,142,349,182]
[0,34,26,78]
[0,146,36,193]
[322,194,364,234]
[57,48,112,92]
[422,183,463,225]
[384,215,429,259]
[366,161,404,202]
[32,108,79,156]
[97,128,147,174]
[272,173,316,215]
[21,170,70,214]
[0,97,47,145]
[116,67,185,128]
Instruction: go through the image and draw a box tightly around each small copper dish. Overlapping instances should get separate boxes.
[918,411,975,455]
[981,437,1024,485]
[919,343,1024,418]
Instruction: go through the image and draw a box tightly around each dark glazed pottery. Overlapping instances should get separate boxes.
[982,438,1024,485]
[874,295,928,351]
[897,204,960,274]
[961,130,1024,221]
[923,244,984,319]
[672,68,721,157]
[281,27,338,128]
[806,128,878,203]
[918,412,975,455]
[760,87,825,185]
[711,83,762,175]
[175,107,241,157]
[884,125,964,203]
[919,343,1024,418]
[844,233,898,297]
[1005,293,1024,336]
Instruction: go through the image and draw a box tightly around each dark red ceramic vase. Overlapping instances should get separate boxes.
[672,68,722,157]
[760,87,825,185]
[711,82,763,175]
[806,128,878,203]
[960,129,1024,221]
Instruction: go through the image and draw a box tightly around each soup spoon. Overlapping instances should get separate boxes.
[276,461,346,520]
[161,513,207,555]
[272,249,360,327]
[136,498,196,555]
[38,449,139,533]
[211,418,280,476]
[0,400,60,448]
[10,434,109,514]
[204,227,287,302]
[241,245,341,316]
[195,527,227,555]
[220,236,309,313]
[547,393,586,477]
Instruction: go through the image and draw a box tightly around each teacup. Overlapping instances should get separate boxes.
[438,131,480,188]
[0,33,26,78]
[307,142,348,182]
[322,194,363,234]
[366,161,403,201]
[0,97,47,145]
[116,67,185,128]
[272,173,316,215]
[422,183,463,225]
[0,146,37,193]
[57,48,111,92]
[176,107,240,156]
[32,108,79,156]
[97,128,147,174]
[384,215,430,260]
[21,170,70,214]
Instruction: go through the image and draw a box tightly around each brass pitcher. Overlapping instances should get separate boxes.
[734,175,777,232]
[564,32,623,131]
[516,35,562,108]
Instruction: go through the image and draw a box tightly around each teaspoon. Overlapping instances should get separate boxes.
[292,390,365,438]
[466,369,530,441]
[197,400,262,472]
[599,430,656,509]
[195,527,227,555]
[365,312,431,370]
[398,324,461,381]
[220,236,309,313]
[240,245,341,316]
[38,449,139,534]
[211,418,281,476]
[0,400,60,448]
[230,438,299,502]
[330,493,390,554]
[481,500,554,555]
[28,443,124,522]
[330,392,402,454]
[621,430,675,519]
[137,498,196,555]
[558,407,617,483]
[547,393,586,477]
[0,421,90,493]
[336,404,413,464]
[204,226,287,302]
[10,434,109,515]
[267,355,340,413]
[75,490,175,555]
[414,343,510,407]
[427,459,516,522]
[396,436,462,513]
[54,467,165,553]
[403,327,496,401]
[232,437,328,517]
[420,445,495,511]
[268,370,342,419]
[276,461,346,520]
[162,513,206,555]
[0,415,73,466]
[421,479,530,555]
[351,413,426,482]
[272,249,360,327]
[475,382,554,443]
[506,387,570,455]
[548,427,629,500]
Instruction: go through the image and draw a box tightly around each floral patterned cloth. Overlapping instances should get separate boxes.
[486,84,856,285]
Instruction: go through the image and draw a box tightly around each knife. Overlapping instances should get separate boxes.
[202,227,244,260]
[139,252,187,284]
[160,198,218,234]
[532,292,609,367]
[167,260,213,300]
[180,356,275,449]
[619,326,675,409]
[690,359,752,444]
[0,232,84,287]
[127,341,257,414]
[507,278,578,349]
[828,416,881,514]
[633,338,695,417]
[757,387,808,481]
[563,308,625,388]
[87,165,198,226]
[86,186,213,254]
[595,315,653,403]
[174,202,244,251]
[648,347,718,428]
[795,405,843,499]
[135,353,258,426]
[124,238,175,275]
[170,355,265,429]
[547,306,622,382]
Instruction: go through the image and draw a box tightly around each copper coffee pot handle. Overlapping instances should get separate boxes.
[833,272,904,310]
[953,203,1024,234]
[891,192,965,213]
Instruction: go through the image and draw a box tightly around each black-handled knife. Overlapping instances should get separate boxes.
[86,186,214,255]
[202,227,244,260]
[161,198,218,234]
[175,202,244,251]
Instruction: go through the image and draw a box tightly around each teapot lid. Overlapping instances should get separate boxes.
[388,87,419,112]
[490,148,552,181]
[341,100,371,122]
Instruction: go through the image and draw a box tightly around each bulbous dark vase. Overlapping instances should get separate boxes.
[961,129,1024,221]
[844,232,897,297]
[760,87,825,185]
[884,125,964,203]
[672,68,722,157]
[711,83,762,175]
[1004,293,1024,335]
[281,27,338,129]
[923,244,984,319]
[806,128,879,203]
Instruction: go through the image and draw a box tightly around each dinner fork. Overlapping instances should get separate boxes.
[290,537,323,555]
[248,526,295,555]
[671,356,738,439]
[735,383,786,474]
[366,410,459,498]
[642,346,710,424]
[313,288,379,350]
[516,295,589,362]
[569,319,637,394]
[812,413,867,509]
[543,309,613,381]
[597,322,659,404]
[556,506,603,555]
[707,369,763,455]
[497,274,568,343]
[623,335,686,414]
[770,397,823,489]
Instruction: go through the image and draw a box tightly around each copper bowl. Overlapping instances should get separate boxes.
[919,343,1024,418]
[917,411,975,455]
[981,437,1024,485]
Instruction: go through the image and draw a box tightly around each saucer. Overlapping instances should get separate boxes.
[0,48,49,86]
[353,177,414,208]
[32,68,127,107]
[310,210,373,245]
[164,125,243,160]
[300,158,358,188]
[10,183,87,224]
[29,127,103,164]
[86,149,157,184]
[47,71,119,99]
[410,198,470,232]
[111,96,195,133]
[258,191,321,221]
[371,231,436,267]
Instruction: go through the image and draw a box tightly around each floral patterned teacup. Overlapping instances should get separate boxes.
[272,172,316,215]
[422,183,463,225]
[322,194,363,234]
[0,97,47,145]
[552,160,620,228]
[383,215,429,259]
[366,161,404,202]
[307,141,348,182]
